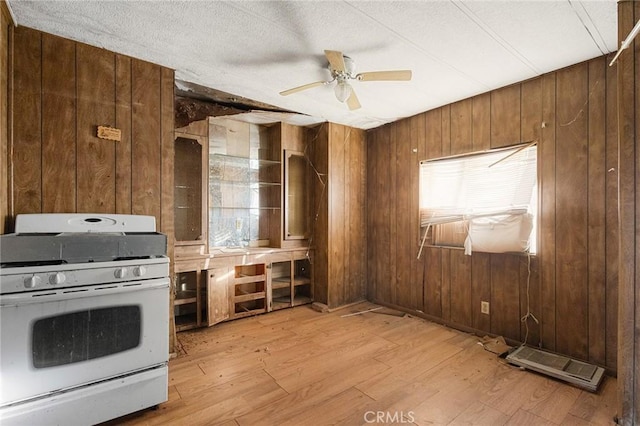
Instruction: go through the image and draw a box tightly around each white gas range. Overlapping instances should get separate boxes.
[0,213,170,425]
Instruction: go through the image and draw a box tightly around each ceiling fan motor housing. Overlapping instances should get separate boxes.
[329,55,356,79]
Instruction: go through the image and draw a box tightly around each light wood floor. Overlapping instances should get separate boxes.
[108,302,617,426]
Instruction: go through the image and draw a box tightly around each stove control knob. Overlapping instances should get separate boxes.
[49,272,66,285]
[114,267,128,279]
[24,275,41,289]
[133,266,147,277]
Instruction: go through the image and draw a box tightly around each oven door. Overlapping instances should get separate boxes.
[0,278,169,407]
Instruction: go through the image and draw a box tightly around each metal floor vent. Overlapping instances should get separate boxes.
[506,345,605,392]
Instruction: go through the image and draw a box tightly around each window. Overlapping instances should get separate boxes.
[419,143,537,255]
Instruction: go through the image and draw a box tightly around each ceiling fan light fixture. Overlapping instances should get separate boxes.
[279,50,412,111]
[334,80,352,103]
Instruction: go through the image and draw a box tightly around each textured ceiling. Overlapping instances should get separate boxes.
[8,0,618,130]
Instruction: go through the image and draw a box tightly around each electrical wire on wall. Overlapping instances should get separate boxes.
[559,79,601,128]
[303,123,328,263]
[302,123,353,264]
[520,252,541,348]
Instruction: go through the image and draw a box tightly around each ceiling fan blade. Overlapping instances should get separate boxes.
[324,50,346,73]
[346,89,361,111]
[279,81,326,96]
[356,70,412,81]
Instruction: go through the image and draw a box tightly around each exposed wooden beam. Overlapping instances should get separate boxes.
[175,96,246,128]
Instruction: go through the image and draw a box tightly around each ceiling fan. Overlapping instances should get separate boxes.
[279,50,412,111]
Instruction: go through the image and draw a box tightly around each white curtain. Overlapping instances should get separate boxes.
[419,144,537,227]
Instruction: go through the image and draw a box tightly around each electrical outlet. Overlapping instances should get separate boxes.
[481,301,490,315]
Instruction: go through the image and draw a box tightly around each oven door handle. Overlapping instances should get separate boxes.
[0,278,169,306]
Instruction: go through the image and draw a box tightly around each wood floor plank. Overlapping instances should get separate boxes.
[448,401,510,425]
[415,346,503,394]
[168,362,205,388]
[525,383,581,424]
[412,383,481,425]
[236,358,389,425]
[359,334,493,401]
[162,395,251,426]
[101,305,617,426]
[560,413,598,426]
[343,384,439,425]
[272,339,394,392]
[567,376,618,425]
[504,409,555,426]
[173,369,283,405]
[480,369,553,416]
[279,388,374,426]
[373,328,460,366]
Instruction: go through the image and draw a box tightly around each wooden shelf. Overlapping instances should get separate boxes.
[272,277,291,289]
[175,313,200,332]
[233,297,266,318]
[293,277,311,287]
[293,295,312,306]
[211,153,280,167]
[174,297,197,305]
[233,309,266,319]
[272,294,291,310]
[234,274,267,285]
[228,263,268,320]
[234,292,266,303]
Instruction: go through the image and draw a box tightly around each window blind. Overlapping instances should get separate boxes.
[419,144,537,227]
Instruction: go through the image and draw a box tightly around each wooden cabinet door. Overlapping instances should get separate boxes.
[207,267,229,325]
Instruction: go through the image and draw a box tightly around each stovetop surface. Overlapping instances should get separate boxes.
[0,232,167,265]
[0,256,169,295]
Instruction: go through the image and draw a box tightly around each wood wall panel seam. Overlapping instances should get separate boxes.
[616,2,636,422]
[115,55,132,215]
[41,34,76,213]
[604,49,619,372]
[540,71,557,352]
[0,9,8,232]
[76,43,117,213]
[554,62,590,360]
[131,59,161,222]
[12,27,43,215]
[587,56,607,366]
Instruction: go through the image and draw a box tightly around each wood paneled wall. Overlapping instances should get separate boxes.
[367,54,618,371]
[9,27,174,235]
[7,26,176,349]
[0,1,12,234]
[309,123,367,308]
[616,1,638,423]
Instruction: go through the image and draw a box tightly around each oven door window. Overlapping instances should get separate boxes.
[32,305,141,368]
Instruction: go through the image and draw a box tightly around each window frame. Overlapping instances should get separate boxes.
[418,142,538,256]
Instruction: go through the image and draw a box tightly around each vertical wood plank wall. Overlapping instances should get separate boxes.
[0,1,12,233]
[367,54,618,372]
[616,1,637,423]
[309,123,367,308]
[6,26,176,348]
[9,26,173,231]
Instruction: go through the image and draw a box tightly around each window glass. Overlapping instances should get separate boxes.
[174,137,203,242]
[419,144,537,254]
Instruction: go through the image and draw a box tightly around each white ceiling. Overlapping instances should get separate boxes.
[8,0,618,130]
